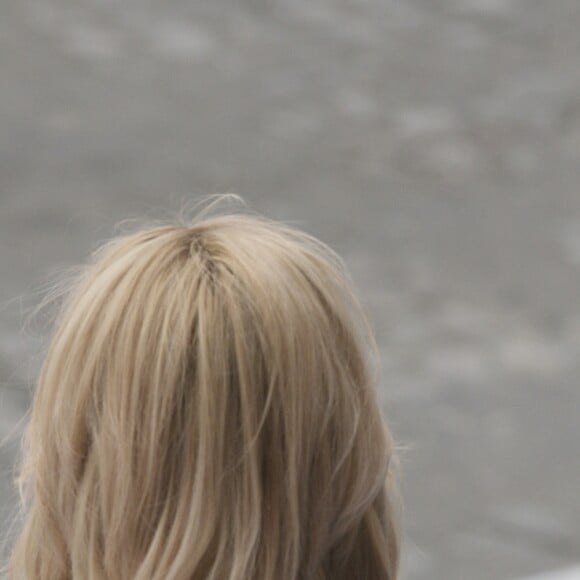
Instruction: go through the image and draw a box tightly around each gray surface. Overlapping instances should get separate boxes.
[1,0,580,578]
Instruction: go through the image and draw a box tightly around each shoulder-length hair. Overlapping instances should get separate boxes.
[5,196,400,579]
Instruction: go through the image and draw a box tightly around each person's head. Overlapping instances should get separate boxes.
[6,196,400,579]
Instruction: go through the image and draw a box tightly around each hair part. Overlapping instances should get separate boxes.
[4,196,400,579]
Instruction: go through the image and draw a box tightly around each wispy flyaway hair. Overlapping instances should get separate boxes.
[5,195,400,579]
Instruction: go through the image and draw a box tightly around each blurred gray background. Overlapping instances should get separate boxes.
[1,1,580,579]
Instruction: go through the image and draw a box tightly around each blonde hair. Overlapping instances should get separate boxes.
[5,196,400,579]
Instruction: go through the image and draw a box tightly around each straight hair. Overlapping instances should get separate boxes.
[4,196,400,579]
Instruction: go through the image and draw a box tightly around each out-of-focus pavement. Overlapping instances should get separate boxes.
[515,567,580,580]
[1,1,580,578]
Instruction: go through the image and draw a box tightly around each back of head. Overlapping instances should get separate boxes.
[6,197,400,579]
